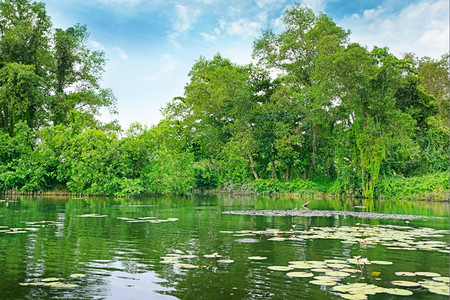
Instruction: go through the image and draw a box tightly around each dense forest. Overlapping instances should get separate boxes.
[0,1,448,198]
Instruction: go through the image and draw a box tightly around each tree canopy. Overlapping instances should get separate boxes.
[0,2,447,197]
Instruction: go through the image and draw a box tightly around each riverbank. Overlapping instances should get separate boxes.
[201,171,449,202]
[2,171,448,201]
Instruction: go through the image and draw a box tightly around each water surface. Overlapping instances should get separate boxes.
[0,195,448,299]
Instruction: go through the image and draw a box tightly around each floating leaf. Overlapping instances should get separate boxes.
[248,256,267,260]
[341,268,362,274]
[43,282,65,287]
[268,266,294,271]
[314,276,340,281]
[395,272,416,277]
[286,271,314,278]
[217,259,234,264]
[415,272,441,277]
[41,278,60,282]
[383,288,413,296]
[371,272,381,277]
[428,286,450,296]
[311,268,332,273]
[325,271,351,277]
[339,293,367,300]
[327,263,351,269]
[174,263,198,269]
[391,280,420,287]
[309,280,337,286]
[432,277,450,283]
[179,254,197,259]
[70,274,86,278]
[59,283,79,288]
[204,253,222,258]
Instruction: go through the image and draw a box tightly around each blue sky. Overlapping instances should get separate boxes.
[40,0,449,128]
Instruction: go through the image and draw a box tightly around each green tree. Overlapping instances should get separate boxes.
[253,6,349,178]
[49,24,117,125]
[0,63,43,135]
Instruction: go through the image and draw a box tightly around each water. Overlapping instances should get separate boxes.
[0,195,448,299]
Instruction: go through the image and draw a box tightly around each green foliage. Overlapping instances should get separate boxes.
[0,3,446,199]
[377,172,449,200]
[249,178,331,194]
[0,0,116,135]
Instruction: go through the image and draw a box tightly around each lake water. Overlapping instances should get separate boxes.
[0,195,448,299]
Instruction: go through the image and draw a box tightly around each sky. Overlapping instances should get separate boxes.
[40,0,449,129]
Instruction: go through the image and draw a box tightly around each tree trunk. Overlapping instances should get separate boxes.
[312,127,316,173]
[292,165,301,179]
[271,161,278,180]
[247,152,259,180]
[361,165,366,197]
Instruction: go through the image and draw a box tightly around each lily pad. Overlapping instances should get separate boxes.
[395,272,416,277]
[268,266,294,271]
[311,268,332,273]
[217,259,234,264]
[174,263,198,269]
[309,280,337,286]
[59,283,79,288]
[41,278,61,282]
[248,256,267,260]
[204,253,222,258]
[341,268,362,274]
[286,271,314,278]
[428,286,450,296]
[327,263,351,269]
[70,274,86,278]
[391,280,420,287]
[339,293,367,300]
[432,276,450,283]
[325,271,351,277]
[314,275,340,281]
[43,282,65,287]
[415,272,441,277]
[383,288,414,296]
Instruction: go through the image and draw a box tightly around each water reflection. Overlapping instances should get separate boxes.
[0,195,447,299]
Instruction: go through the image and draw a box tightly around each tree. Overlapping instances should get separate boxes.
[253,5,349,178]
[0,0,51,73]
[49,24,117,125]
[0,63,43,135]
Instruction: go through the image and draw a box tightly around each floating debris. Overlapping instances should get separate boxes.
[222,210,442,220]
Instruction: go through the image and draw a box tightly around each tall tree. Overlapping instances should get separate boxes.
[253,5,349,178]
[49,24,116,125]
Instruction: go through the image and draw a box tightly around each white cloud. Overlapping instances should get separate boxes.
[300,0,327,13]
[200,32,217,42]
[174,4,201,32]
[362,6,385,19]
[340,0,449,59]
[98,0,143,4]
[90,40,105,50]
[254,0,286,9]
[220,18,263,38]
[115,47,128,60]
